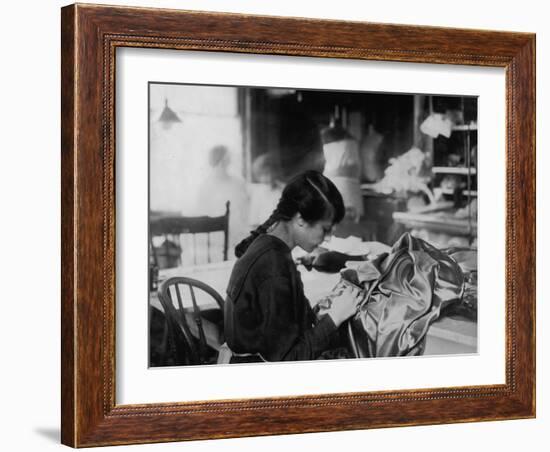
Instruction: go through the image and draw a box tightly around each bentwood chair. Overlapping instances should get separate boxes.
[150,201,230,268]
[156,277,225,366]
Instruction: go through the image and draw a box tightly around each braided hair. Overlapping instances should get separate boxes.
[235,170,345,258]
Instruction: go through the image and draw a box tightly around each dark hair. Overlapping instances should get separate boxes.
[235,170,345,257]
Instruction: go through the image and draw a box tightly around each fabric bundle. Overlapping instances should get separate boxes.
[318,233,471,358]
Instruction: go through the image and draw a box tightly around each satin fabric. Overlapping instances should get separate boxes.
[347,233,465,357]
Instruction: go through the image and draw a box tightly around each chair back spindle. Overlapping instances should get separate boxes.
[150,201,230,268]
[155,277,225,366]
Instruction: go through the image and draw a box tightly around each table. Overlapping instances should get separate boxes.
[171,260,337,297]
[150,259,477,355]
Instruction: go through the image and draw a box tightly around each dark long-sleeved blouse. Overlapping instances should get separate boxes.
[224,234,337,362]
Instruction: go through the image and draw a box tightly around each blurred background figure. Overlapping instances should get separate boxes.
[360,123,385,183]
[321,108,364,222]
[192,145,249,252]
[247,152,285,229]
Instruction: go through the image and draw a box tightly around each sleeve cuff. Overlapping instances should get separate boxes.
[316,313,338,338]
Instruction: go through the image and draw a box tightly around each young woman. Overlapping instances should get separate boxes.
[224,170,362,363]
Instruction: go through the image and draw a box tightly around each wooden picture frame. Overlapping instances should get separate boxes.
[61,3,535,447]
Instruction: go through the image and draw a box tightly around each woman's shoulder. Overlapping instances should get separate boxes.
[227,235,293,299]
[241,235,292,274]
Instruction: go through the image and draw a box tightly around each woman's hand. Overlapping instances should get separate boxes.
[326,284,363,327]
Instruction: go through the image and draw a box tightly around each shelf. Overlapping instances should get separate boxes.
[432,166,477,175]
[440,188,477,197]
[451,124,478,131]
[393,211,477,236]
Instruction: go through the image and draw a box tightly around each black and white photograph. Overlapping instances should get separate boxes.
[148,83,479,367]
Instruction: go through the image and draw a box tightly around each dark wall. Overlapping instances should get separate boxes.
[247,88,416,183]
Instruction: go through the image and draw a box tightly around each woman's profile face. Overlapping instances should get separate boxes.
[296,217,334,253]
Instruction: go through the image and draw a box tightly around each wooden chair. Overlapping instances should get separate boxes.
[150,201,230,268]
[156,277,225,366]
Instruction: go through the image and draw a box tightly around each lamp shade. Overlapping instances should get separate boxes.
[158,98,181,128]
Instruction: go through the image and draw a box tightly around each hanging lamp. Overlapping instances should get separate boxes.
[158,98,181,129]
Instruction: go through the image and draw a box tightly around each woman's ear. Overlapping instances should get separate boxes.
[294,213,306,227]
